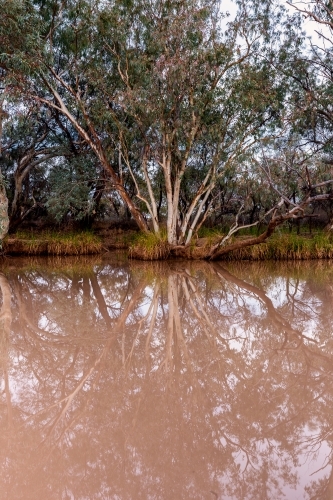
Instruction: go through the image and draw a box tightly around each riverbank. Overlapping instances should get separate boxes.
[3,231,104,256]
[3,228,333,260]
[214,231,333,261]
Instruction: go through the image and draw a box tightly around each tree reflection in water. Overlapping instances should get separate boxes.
[0,257,333,499]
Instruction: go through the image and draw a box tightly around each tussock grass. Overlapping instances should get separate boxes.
[4,231,102,256]
[6,228,333,261]
[46,232,102,255]
[128,229,333,261]
[222,231,333,260]
[129,230,170,260]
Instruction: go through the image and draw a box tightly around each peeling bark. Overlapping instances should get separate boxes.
[0,108,9,247]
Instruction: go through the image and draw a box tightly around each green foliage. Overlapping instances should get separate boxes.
[0,0,43,76]
[46,158,96,223]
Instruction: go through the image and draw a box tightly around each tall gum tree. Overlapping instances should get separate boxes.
[4,0,294,244]
[0,0,45,244]
[94,0,329,257]
[3,0,333,257]
[0,0,149,232]
[286,0,333,231]
[95,0,333,256]
[0,102,9,246]
[97,0,293,246]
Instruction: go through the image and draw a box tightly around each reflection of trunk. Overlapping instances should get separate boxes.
[33,272,148,448]
[162,275,179,371]
[325,464,333,500]
[90,274,111,327]
[0,273,12,428]
[159,274,196,379]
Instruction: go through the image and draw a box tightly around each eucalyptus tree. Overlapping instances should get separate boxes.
[3,0,332,257]
[0,0,47,242]
[1,105,66,230]
[0,96,9,245]
[0,102,109,230]
[282,1,333,157]
[25,0,150,231]
[87,0,294,247]
[0,1,295,237]
[282,0,333,223]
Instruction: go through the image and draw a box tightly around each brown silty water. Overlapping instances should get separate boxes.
[0,256,332,499]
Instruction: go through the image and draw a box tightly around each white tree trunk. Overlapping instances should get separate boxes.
[0,107,9,247]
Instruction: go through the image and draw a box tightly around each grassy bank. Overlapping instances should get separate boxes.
[129,229,333,260]
[129,230,170,260]
[4,228,333,260]
[224,232,333,260]
[3,231,103,256]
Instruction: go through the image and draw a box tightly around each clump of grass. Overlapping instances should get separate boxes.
[129,230,170,260]
[46,231,102,255]
[5,231,102,255]
[223,231,333,260]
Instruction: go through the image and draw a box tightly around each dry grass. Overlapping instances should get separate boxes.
[128,230,333,261]
[4,231,102,256]
[222,232,333,260]
[129,231,170,260]
[5,228,333,261]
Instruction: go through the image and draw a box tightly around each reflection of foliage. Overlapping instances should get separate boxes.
[1,260,333,498]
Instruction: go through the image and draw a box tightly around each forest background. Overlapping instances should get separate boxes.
[1,0,333,259]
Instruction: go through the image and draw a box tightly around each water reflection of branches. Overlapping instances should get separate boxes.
[0,273,12,431]
[1,260,333,498]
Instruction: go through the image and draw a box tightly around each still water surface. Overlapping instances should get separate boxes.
[0,256,333,499]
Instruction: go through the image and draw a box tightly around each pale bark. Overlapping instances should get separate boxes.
[39,77,149,232]
[184,184,215,245]
[121,142,160,232]
[10,151,57,226]
[141,149,159,232]
[162,143,176,245]
[0,108,9,246]
[161,118,199,245]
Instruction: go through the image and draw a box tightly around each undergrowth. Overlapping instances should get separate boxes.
[6,231,102,255]
[129,229,333,260]
[5,227,333,260]
[224,231,333,260]
[129,230,170,260]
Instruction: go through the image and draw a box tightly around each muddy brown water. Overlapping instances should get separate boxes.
[0,256,333,499]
